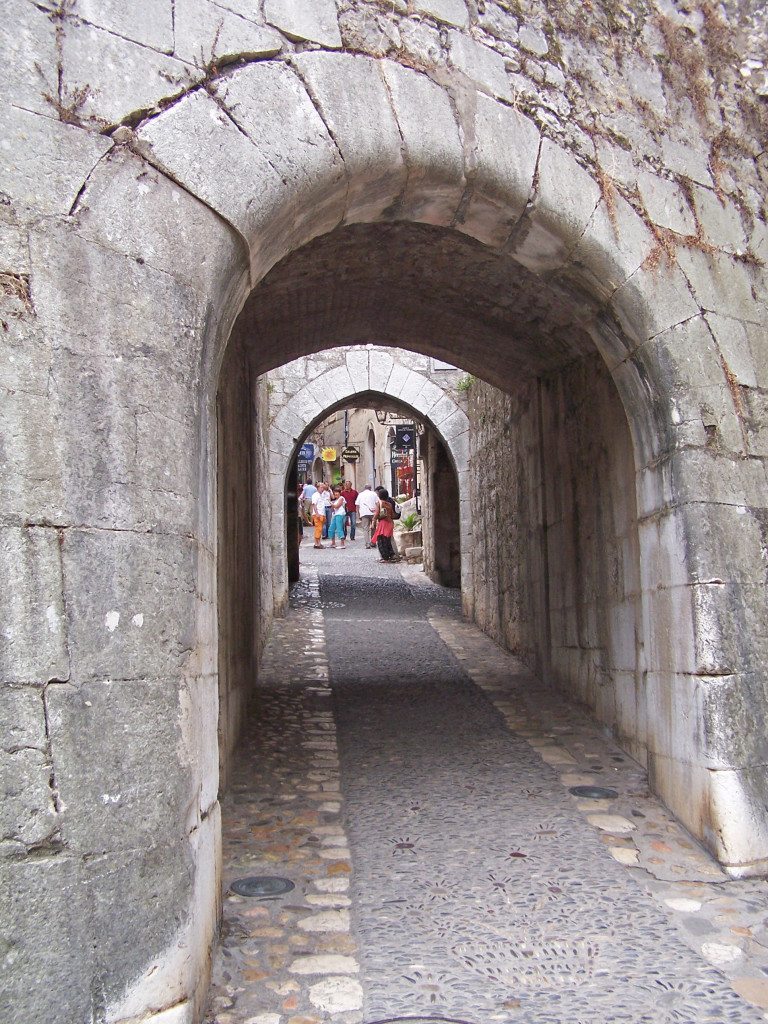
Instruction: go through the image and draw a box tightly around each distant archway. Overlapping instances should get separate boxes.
[267,349,471,615]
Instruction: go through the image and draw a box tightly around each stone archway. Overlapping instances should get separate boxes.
[4,17,767,1024]
[266,349,472,616]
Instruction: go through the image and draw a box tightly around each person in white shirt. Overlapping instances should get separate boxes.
[328,485,347,549]
[310,483,329,548]
[355,483,379,549]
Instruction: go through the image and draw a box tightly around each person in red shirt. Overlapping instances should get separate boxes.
[341,480,359,541]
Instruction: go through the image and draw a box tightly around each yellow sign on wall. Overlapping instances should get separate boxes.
[321,447,337,462]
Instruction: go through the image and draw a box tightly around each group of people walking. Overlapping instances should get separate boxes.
[299,480,399,562]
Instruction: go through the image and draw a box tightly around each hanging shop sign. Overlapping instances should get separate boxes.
[341,445,361,462]
[321,447,337,462]
[395,424,416,448]
[299,443,314,461]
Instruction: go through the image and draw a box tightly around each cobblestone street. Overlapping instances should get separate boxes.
[205,540,768,1024]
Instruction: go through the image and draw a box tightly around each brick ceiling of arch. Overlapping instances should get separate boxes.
[234,222,596,391]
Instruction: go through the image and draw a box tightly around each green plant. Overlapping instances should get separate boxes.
[456,374,475,393]
[398,512,422,531]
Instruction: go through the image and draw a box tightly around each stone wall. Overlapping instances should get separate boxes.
[217,348,276,790]
[468,354,646,764]
[2,0,767,1021]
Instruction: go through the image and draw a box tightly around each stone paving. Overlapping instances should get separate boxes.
[205,539,768,1024]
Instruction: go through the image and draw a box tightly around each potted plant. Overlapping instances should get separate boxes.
[394,511,423,559]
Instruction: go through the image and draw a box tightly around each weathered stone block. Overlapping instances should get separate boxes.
[0,686,56,847]
[175,0,282,66]
[0,0,58,116]
[636,170,696,236]
[416,379,447,419]
[670,446,768,508]
[427,393,461,429]
[399,370,428,408]
[637,501,768,594]
[293,52,406,224]
[512,139,601,273]
[690,185,747,252]
[0,386,68,526]
[74,0,174,52]
[660,135,713,189]
[0,856,94,1024]
[60,530,197,683]
[368,350,394,393]
[0,208,29,274]
[478,3,519,41]
[399,18,443,68]
[457,95,539,247]
[0,527,68,684]
[61,20,194,128]
[678,248,767,327]
[704,313,760,389]
[385,362,411,399]
[274,404,310,444]
[639,315,745,454]
[180,675,219,812]
[74,148,248,307]
[448,31,511,100]
[707,764,768,874]
[0,744,55,847]
[265,0,342,48]
[46,677,193,852]
[0,105,112,219]
[696,672,768,770]
[30,223,203,531]
[609,260,702,349]
[85,839,196,1011]
[380,61,464,226]
[138,89,282,266]
[344,349,370,389]
[571,191,655,307]
[100,808,219,1022]
[643,575,750,678]
[214,61,345,249]
[415,0,468,27]
[283,388,325,431]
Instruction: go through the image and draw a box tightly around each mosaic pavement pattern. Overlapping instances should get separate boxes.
[205,541,768,1024]
[319,553,766,1024]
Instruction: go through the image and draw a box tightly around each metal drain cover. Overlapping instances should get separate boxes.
[569,785,619,800]
[230,875,295,897]
[365,1019,479,1024]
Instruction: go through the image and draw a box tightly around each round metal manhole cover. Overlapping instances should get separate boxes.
[365,1018,479,1024]
[569,785,619,800]
[230,876,295,897]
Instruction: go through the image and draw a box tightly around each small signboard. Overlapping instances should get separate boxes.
[341,445,361,462]
[395,425,416,448]
[299,442,314,461]
[321,447,337,462]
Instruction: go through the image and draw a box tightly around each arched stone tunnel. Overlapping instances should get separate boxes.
[2,3,767,1021]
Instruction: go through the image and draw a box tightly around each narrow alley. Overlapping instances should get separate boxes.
[205,544,768,1024]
